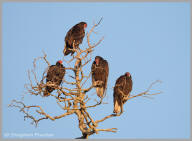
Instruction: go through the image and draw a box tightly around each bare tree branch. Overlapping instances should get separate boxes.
[9,19,161,139]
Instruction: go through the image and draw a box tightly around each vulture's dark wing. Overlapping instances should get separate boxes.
[124,77,132,96]
[114,75,126,97]
[114,75,132,103]
[44,65,65,96]
[46,65,65,86]
[91,62,106,85]
[113,75,124,113]
[65,28,73,48]
[70,25,85,45]
[91,59,109,98]
[65,23,85,48]
[115,75,125,87]
[64,23,85,56]
[113,74,133,113]
[101,59,109,91]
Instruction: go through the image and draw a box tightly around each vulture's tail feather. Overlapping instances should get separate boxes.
[113,99,121,114]
[96,87,104,98]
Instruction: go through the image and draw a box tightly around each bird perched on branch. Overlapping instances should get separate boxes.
[91,56,109,98]
[44,60,65,97]
[63,22,87,56]
[113,72,132,114]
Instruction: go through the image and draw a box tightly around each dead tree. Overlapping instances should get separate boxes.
[9,19,162,139]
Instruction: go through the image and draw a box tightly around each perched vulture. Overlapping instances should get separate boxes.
[91,56,109,98]
[63,22,87,56]
[113,72,132,114]
[43,60,65,96]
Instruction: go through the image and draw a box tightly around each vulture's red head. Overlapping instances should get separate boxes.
[125,72,131,77]
[56,60,63,66]
[95,56,100,65]
[79,22,87,29]
[58,60,62,64]
[84,23,87,29]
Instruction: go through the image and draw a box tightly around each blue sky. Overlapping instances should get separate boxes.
[2,2,191,139]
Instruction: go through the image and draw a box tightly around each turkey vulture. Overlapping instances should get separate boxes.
[91,56,109,98]
[43,60,65,96]
[63,22,87,56]
[113,72,132,114]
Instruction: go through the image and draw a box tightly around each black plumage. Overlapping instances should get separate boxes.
[63,22,87,56]
[44,60,65,96]
[113,72,132,114]
[91,56,109,98]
